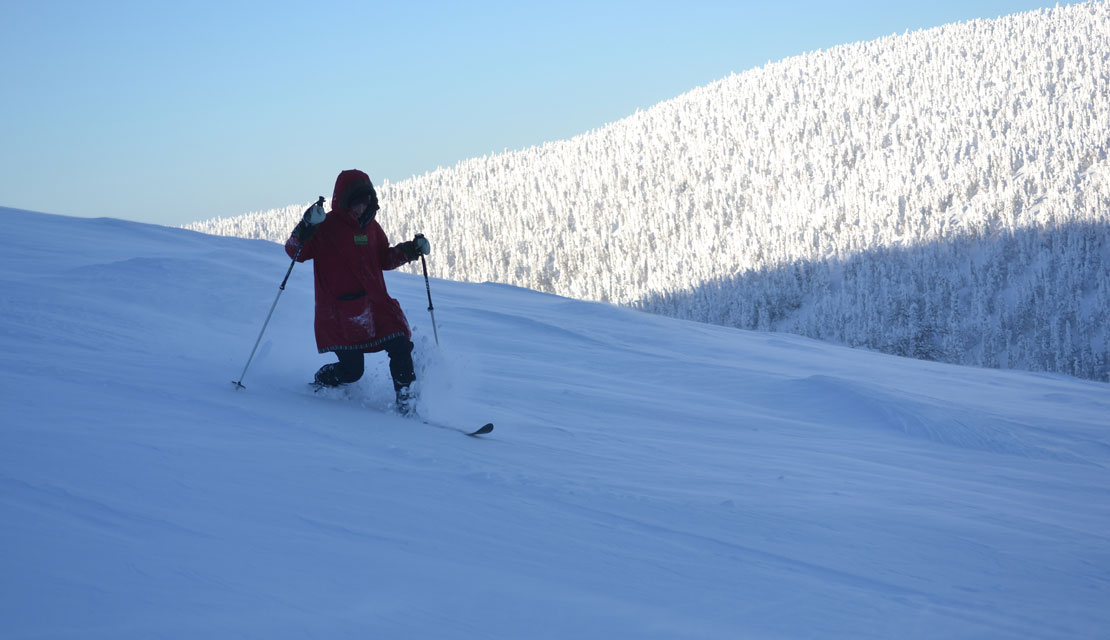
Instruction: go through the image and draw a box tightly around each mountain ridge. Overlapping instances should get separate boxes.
[188,2,1110,381]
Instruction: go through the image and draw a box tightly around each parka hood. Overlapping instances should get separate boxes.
[332,169,378,220]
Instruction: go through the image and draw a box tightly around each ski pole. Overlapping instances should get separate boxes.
[415,233,440,346]
[233,196,324,389]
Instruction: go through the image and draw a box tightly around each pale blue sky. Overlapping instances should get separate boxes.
[1,0,1056,225]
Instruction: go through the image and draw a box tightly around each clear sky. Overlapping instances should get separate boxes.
[1,0,1058,226]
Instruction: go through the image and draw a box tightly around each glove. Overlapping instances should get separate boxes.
[398,235,431,260]
[291,219,317,241]
[292,197,327,241]
[302,199,327,226]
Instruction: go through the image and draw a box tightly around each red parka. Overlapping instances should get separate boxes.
[285,170,414,354]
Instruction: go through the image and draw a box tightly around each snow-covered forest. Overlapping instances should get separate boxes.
[188,3,1110,382]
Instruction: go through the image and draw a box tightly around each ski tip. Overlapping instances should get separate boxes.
[467,423,494,437]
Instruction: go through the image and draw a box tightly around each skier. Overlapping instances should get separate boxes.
[285,169,431,415]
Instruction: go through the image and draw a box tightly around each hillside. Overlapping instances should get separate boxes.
[188,3,1110,383]
[4,207,1110,638]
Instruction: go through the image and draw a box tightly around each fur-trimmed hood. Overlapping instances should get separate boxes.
[331,169,378,221]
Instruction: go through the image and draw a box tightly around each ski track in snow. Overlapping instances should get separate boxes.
[1,208,1108,639]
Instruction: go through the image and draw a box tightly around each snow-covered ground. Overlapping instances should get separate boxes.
[2,207,1108,639]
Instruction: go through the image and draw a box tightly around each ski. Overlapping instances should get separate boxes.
[309,382,493,437]
[420,420,494,437]
[461,422,494,437]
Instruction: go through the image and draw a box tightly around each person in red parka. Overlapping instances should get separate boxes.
[285,169,430,414]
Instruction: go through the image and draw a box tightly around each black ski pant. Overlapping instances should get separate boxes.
[314,335,415,391]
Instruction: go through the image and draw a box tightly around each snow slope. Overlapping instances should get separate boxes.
[2,207,1108,639]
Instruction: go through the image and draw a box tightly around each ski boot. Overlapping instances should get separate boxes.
[395,384,416,416]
